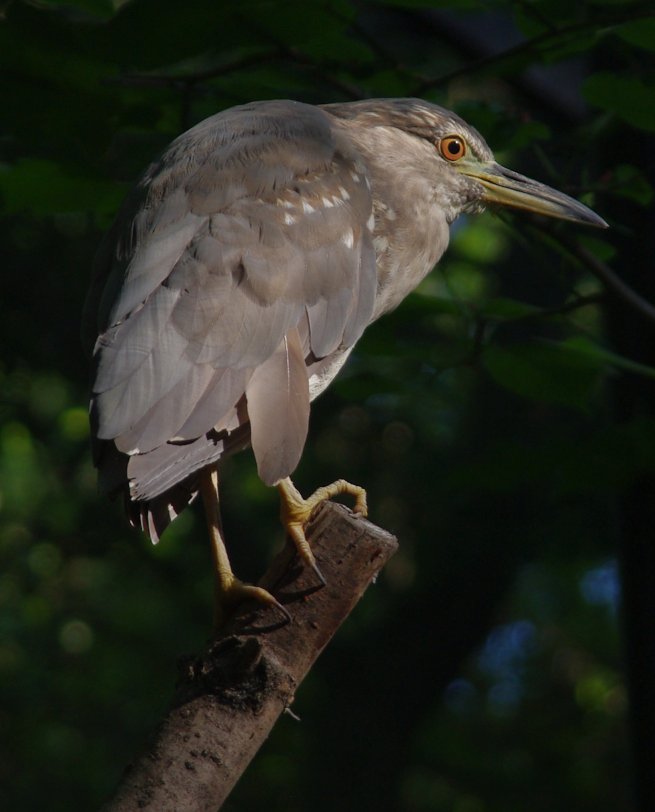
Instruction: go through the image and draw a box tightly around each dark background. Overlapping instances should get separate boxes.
[1,1,655,810]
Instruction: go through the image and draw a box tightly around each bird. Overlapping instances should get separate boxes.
[82,98,606,624]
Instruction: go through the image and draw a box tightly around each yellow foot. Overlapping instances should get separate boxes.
[199,466,289,629]
[213,574,290,629]
[277,477,368,580]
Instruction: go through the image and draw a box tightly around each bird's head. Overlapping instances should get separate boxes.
[325,98,607,229]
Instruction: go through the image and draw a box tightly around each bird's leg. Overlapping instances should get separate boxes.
[277,476,368,582]
[199,466,289,628]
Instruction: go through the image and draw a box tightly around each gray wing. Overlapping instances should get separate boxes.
[83,100,377,537]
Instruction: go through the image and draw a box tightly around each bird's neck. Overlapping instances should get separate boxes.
[335,120,452,321]
[369,188,450,320]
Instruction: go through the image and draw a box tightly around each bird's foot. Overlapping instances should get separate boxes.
[200,467,290,630]
[277,477,368,581]
[213,572,290,629]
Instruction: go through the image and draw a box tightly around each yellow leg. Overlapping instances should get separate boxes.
[199,467,289,627]
[277,477,368,580]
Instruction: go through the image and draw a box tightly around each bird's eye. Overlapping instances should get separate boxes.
[439,136,466,162]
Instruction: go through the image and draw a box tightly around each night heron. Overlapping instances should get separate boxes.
[82,98,606,623]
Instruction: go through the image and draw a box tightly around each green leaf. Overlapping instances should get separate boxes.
[560,336,655,379]
[616,18,655,52]
[485,336,655,411]
[578,235,617,262]
[248,1,371,64]
[0,159,123,219]
[607,164,654,206]
[478,298,542,320]
[482,341,604,411]
[451,220,508,264]
[30,0,117,21]
[506,120,552,150]
[410,293,466,316]
[583,73,655,132]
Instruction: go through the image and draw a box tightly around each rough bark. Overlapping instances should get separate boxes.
[100,502,398,812]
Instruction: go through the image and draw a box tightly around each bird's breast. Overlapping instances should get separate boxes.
[370,196,449,320]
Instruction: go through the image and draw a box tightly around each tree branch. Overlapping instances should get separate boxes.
[99,502,398,812]
[535,224,655,325]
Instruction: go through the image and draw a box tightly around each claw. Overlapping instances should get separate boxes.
[212,578,291,629]
[198,467,366,628]
[277,476,368,582]
[310,559,327,587]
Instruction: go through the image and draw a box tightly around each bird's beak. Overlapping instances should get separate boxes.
[459,161,608,228]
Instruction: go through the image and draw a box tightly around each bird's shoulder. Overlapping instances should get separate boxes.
[146,101,340,212]
[83,100,374,349]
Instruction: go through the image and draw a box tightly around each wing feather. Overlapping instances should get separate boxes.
[342,230,378,347]
[94,283,181,393]
[85,100,378,519]
[94,324,191,439]
[114,362,216,454]
[174,367,252,440]
[245,328,310,486]
[108,212,203,325]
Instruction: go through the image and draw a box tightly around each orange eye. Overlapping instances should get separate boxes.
[439,136,466,162]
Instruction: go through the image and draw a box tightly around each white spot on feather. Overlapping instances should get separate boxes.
[366,213,375,232]
[284,212,296,225]
[338,186,350,201]
[302,201,316,214]
[374,235,389,253]
[342,228,354,249]
[322,197,335,208]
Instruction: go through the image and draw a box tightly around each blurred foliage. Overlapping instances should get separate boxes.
[1,0,654,810]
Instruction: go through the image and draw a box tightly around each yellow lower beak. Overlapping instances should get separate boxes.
[459,162,608,228]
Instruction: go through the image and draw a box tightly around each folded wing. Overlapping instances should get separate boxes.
[83,100,377,539]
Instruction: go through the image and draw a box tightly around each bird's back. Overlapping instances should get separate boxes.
[83,100,380,540]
